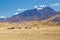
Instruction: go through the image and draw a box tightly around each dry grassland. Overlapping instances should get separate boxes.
[0,21,60,40]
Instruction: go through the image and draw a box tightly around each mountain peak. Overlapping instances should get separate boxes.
[36,6,46,10]
[37,7,44,10]
[35,6,54,11]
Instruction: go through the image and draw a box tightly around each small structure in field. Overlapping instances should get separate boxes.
[37,27,39,29]
[24,26,32,29]
[7,27,14,29]
[25,27,28,29]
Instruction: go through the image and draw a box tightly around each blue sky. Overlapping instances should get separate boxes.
[0,0,60,18]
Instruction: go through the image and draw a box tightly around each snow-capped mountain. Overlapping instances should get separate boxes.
[5,7,57,22]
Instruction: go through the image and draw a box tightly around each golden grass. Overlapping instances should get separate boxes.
[0,21,60,40]
[0,27,60,40]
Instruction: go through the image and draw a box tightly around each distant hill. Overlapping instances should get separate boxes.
[5,7,57,22]
[0,18,6,22]
[42,13,60,22]
[41,12,60,25]
[52,12,60,22]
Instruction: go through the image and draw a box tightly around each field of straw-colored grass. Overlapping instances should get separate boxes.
[0,21,60,40]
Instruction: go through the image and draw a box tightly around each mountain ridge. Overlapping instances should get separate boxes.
[3,7,60,23]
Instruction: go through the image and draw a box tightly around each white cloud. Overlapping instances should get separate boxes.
[40,5,46,7]
[0,16,6,18]
[15,12,18,15]
[34,5,46,10]
[15,8,27,15]
[34,5,46,8]
[17,9,22,11]
[17,8,27,11]
[25,9,27,10]
[50,3,60,6]
[34,5,38,8]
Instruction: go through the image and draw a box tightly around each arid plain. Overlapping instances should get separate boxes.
[0,21,60,40]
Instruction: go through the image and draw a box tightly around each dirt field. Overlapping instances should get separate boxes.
[0,27,60,40]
